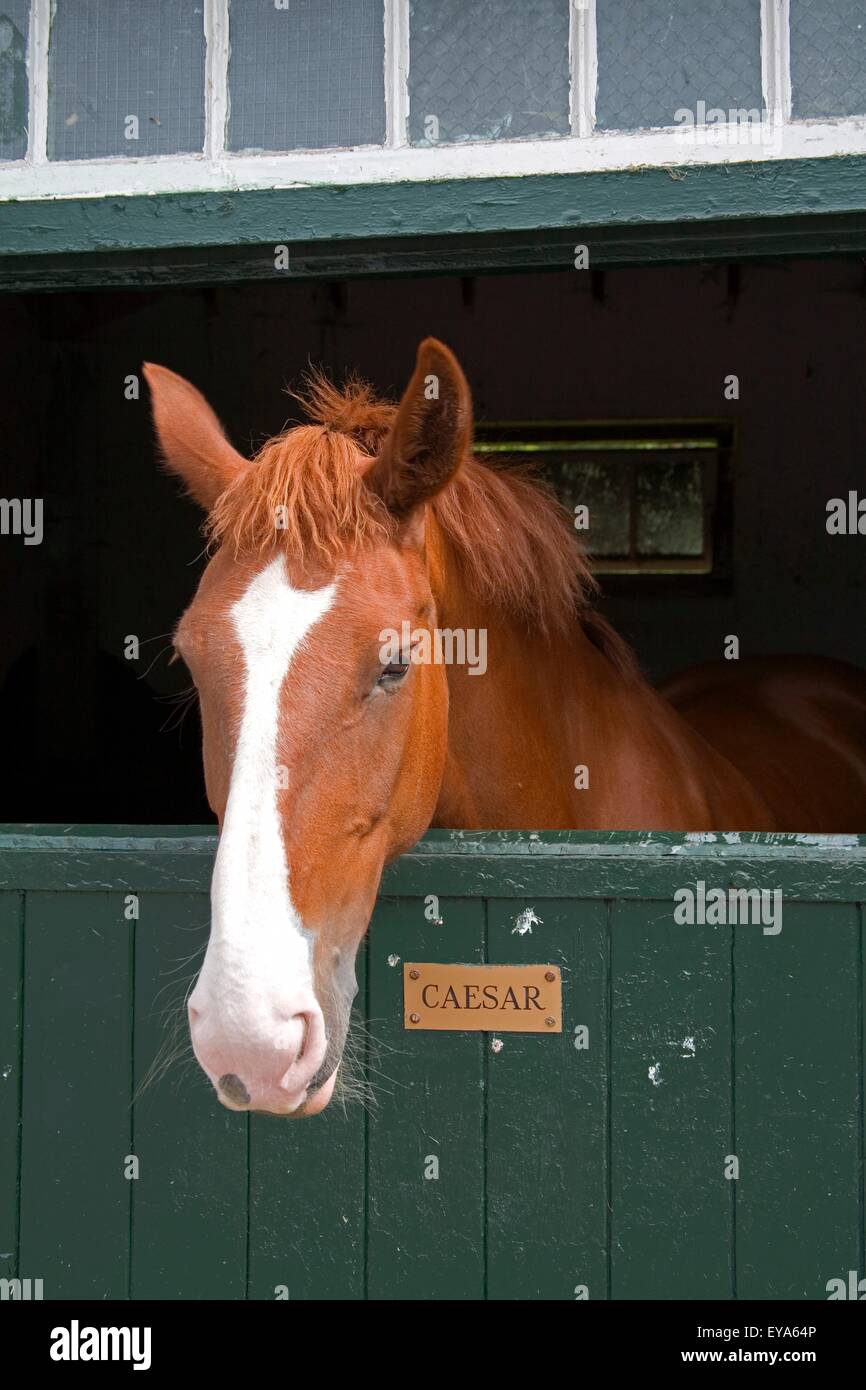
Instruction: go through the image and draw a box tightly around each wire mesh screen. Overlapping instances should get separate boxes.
[790,0,866,118]
[595,0,763,131]
[48,0,205,161]
[408,0,570,145]
[227,0,385,152]
[0,0,28,160]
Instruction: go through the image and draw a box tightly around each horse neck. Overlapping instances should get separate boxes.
[428,553,770,831]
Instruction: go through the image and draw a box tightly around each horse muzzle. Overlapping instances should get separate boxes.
[188,986,329,1116]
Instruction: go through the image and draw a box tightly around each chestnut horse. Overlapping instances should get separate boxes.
[145,339,866,1118]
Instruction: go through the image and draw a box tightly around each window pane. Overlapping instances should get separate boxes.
[409,0,570,146]
[636,459,704,557]
[48,0,205,161]
[541,454,632,557]
[791,0,866,118]
[596,0,763,131]
[0,1,29,161]
[227,0,385,152]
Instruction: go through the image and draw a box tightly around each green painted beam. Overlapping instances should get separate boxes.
[0,828,863,900]
[0,156,864,273]
[3,208,866,292]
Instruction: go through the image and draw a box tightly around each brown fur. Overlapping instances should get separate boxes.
[206,369,638,669]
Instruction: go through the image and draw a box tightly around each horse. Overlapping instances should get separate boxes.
[144,338,866,1118]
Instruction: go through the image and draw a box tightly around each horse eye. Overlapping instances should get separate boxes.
[377,658,411,689]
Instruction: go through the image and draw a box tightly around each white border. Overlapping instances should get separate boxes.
[203,0,230,160]
[26,0,50,165]
[384,0,409,148]
[1,118,864,202]
[570,0,597,140]
[761,0,792,125]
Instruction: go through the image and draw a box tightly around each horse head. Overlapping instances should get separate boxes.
[145,339,471,1115]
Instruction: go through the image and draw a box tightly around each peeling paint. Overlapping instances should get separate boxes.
[793,833,859,848]
[491,1037,504,1054]
[648,1062,663,1086]
[681,1036,696,1057]
[387,953,400,967]
[512,907,542,935]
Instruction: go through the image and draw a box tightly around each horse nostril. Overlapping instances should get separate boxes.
[295,1013,311,1064]
[219,1074,251,1107]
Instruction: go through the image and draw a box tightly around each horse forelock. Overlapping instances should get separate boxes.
[206,421,395,563]
[203,369,637,671]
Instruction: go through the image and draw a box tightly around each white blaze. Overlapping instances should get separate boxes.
[204,556,336,1030]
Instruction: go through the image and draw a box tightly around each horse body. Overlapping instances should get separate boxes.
[662,655,866,832]
[430,556,866,833]
[428,556,779,833]
[145,338,866,1117]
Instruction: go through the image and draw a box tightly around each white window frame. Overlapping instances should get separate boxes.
[2,0,865,202]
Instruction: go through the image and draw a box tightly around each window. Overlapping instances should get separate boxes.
[790,0,866,119]
[227,0,385,152]
[408,0,571,145]
[474,421,733,577]
[1,2,864,195]
[0,1,29,161]
[47,0,206,160]
[595,0,763,132]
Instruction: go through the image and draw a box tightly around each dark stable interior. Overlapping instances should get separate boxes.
[1,257,864,824]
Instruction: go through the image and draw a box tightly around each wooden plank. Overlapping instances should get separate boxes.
[131,892,247,1300]
[386,849,866,903]
[735,902,861,1299]
[0,892,23,1282]
[19,892,132,1299]
[2,157,866,258]
[0,835,216,894]
[366,895,485,1300]
[247,939,367,1301]
[2,828,864,900]
[485,897,609,1300]
[610,900,733,1299]
[5,210,866,293]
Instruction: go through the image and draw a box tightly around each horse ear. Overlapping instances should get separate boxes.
[143,363,246,510]
[364,338,472,526]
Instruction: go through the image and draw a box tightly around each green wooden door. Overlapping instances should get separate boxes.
[0,827,863,1300]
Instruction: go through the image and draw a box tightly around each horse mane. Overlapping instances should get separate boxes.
[205,370,638,676]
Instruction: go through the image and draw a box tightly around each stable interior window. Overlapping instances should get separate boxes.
[474,420,733,576]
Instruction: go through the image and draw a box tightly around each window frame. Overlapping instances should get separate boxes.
[1,1,865,201]
[474,418,735,590]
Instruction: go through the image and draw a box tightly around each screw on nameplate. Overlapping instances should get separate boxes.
[403,963,562,1033]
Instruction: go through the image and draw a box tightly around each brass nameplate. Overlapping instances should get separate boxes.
[403,963,562,1033]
